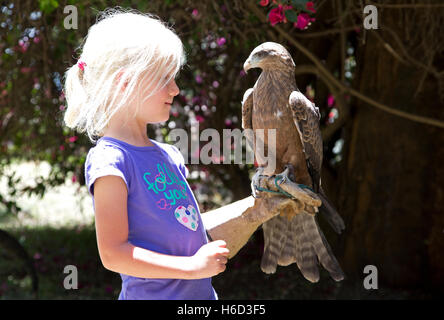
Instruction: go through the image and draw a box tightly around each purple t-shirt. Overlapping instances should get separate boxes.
[84,136,217,300]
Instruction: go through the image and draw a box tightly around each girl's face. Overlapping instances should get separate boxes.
[135,72,180,124]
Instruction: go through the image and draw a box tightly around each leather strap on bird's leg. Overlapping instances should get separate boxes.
[254,173,322,209]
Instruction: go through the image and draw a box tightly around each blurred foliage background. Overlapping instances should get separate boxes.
[0,0,443,299]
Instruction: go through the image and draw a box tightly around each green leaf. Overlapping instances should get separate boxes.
[292,0,316,13]
[291,0,309,10]
[38,0,59,15]
[284,10,299,23]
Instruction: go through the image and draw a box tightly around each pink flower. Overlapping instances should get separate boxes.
[68,136,78,143]
[294,13,316,30]
[191,9,199,18]
[195,115,205,123]
[216,37,226,46]
[18,39,29,53]
[268,5,285,26]
[59,145,65,151]
[327,94,335,107]
[259,0,269,6]
[72,175,77,183]
[20,67,32,74]
[306,1,316,13]
[33,36,40,44]
[328,109,338,123]
[195,75,203,84]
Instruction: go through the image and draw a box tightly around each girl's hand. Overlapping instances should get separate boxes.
[188,240,230,279]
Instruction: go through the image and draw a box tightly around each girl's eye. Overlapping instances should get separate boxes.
[165,74,179,83]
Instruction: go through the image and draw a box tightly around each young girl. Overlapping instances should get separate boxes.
[63,7,284,300]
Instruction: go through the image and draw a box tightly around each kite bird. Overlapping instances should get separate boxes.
[242,42,345,282]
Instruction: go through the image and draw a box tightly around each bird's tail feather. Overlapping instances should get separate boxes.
[277,214,296,267]
[261,207,345,282]
[260,215,287,274]
[318,186,345,234]
[302,214,345,282]
[297,214,320,282]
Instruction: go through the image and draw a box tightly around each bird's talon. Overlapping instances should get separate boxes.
[252,186,262,199]
[251,167,266,199]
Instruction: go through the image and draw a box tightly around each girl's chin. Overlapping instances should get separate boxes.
[148,115,170,124]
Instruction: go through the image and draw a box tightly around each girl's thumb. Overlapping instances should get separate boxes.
[212,239,227,248]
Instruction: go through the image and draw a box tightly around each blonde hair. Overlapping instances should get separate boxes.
[63,7,186,143]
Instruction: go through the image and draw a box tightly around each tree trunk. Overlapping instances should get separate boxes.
[335,12,444,292]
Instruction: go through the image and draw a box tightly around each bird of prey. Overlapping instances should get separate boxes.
[242,42,345,282]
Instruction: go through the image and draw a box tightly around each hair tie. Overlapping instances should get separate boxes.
[77,60,87,71]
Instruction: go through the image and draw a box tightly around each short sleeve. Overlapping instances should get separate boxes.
[84,144,130,196]
[170,145,189,179]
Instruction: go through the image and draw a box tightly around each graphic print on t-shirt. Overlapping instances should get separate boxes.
[142,162,187,207]
[142,161,198,231]
[174,205,199,231]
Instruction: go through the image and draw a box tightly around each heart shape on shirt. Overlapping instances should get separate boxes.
[156,198,171,210]
[174,205,198,231]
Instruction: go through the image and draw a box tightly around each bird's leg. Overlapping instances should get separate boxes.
[286,164,296,182]
[250,165,322,213]
[274,164,293,184]
[273,164,322,212]
[251,166,266,198]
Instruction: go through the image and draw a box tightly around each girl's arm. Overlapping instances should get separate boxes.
[202,196,294,259]
[93,175,229,279]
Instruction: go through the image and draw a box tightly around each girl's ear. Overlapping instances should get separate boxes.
[115,70,129,90]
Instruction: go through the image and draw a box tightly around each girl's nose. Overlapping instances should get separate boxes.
[169,79,180,97]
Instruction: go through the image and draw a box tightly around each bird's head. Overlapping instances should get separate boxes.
[243,42,296,73]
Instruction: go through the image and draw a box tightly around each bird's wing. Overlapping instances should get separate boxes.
[289,91,345,234]
[242,88,255,152]
[288,91,323,192]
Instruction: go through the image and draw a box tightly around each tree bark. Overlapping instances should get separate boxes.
[335,16,444,291]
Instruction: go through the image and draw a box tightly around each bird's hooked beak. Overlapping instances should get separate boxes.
[243,59,252,74]
[243,54,258,73]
